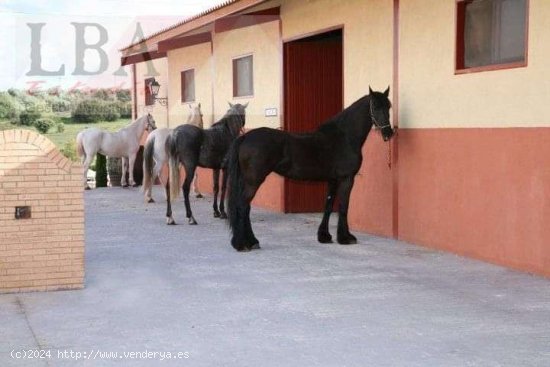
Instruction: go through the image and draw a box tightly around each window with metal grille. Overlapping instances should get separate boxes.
[456,0,528,72]
[181,69,195,103]
[233,55,253,97]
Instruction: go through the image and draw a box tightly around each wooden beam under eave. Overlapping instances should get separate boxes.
[157,32,212,53]
[214,7,280,33]
[120,50,167,66]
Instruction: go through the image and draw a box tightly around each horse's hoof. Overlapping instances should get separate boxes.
[195,193,203,199]
[122,184,129,188]
[250,243,261,250]
[188,217,198,225]
[132,183,139,188]
[147,198,155,203]
[337,234,357,245]
[219,212,228,220]
[84,186,91,191]
[317,232,333,243]
[213,211,221,218]
[166,217,176,225]
[236,246,251,253]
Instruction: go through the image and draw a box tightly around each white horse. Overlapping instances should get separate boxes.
[76,114,156,189]
[142,104,203,203]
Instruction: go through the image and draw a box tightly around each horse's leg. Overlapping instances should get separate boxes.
[218,168,228,219]
[82,152,94,190]
[182,164,198,225]
[232,184,260,252]
[336,177,357,245]
[193,172,203,198]
[317,179,338,243]
[212,169,221,218]
[165,177,175,225]
[129,152,138,187]
[121,157,129,187]
[159,164,168,201]
[148,163,163,202]
[244,204,260,249]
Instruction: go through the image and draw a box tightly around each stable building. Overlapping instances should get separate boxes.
[120,0,549,277]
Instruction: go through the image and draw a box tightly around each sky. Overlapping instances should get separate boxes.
[0,0,226,91]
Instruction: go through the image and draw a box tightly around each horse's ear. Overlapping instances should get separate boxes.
[198,102,201,109]
[369,86,374,95]
[243,102,249,109]
[384,86,390,98]
[228,101,234,108]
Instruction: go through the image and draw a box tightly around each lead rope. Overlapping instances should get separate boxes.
[387,141,392,169]
[371,100,393,170]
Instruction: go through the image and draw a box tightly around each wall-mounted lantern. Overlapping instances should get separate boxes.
[148,78,168,106]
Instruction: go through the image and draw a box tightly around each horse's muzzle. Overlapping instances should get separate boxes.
[381,126,396,142]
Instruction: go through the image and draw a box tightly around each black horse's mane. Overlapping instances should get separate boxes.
[316,95,370,134]
[210,108,243,132]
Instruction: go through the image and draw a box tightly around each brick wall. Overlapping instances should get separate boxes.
[0,129,85,293]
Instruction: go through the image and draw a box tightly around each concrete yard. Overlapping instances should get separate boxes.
[1,186,550,366]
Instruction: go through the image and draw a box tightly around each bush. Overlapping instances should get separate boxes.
[72,99,124,122]
[0,93,18,119]
[34,118,54,134]
[116,101,132,118]
[104,102,121,121]
[116,89,131,102]
[60,140,78,161]
[72,99,104,122]
[95,153,108,187]
[19,110,42,126]
[56,122,65,133]
[93,89,113,101]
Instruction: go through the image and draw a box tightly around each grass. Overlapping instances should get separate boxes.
[0,118,130,149]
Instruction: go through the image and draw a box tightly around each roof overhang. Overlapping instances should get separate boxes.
[120,0,269,57]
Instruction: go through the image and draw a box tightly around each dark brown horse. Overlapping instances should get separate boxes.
[226,87,395,252]
[165,103,247,225]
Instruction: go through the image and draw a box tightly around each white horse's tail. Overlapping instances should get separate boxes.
[76,133,85,160]
[168,134,181,200]
[142,134,156,194]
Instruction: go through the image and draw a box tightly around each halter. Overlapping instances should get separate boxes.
[369,99,392,130]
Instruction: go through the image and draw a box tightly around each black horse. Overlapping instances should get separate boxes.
[165,102,247,225]
[227,87,395,252]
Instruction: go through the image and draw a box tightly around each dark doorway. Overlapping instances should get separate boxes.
[283,28,343,213]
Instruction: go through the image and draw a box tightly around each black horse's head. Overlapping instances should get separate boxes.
[226,102,248,136]
[368,86,395,142]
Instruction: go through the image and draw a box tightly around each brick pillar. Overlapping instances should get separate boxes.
[0,129,85,293]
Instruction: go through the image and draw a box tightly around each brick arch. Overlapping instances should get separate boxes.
[0,129,75,172]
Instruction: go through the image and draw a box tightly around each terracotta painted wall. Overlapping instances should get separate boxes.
[398,129,550,276]
[396,0,550,276]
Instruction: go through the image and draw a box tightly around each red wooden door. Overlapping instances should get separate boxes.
[283,30,343,213]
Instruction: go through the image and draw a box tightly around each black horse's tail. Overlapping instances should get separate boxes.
[227,135,245,234]
[142,134,155,194]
